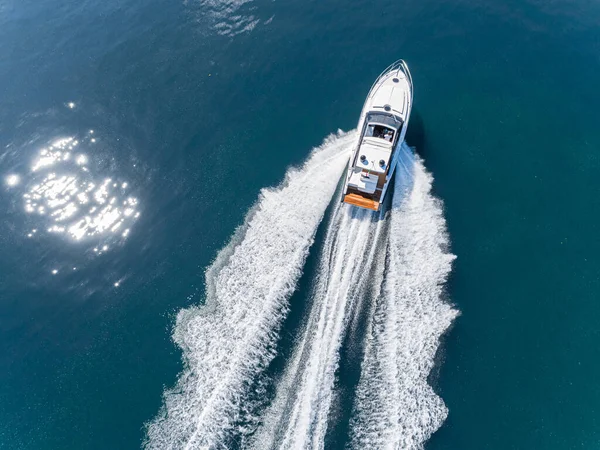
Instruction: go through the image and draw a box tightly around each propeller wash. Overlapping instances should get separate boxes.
[145,135,457,450]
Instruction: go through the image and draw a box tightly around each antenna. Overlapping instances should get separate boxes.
[370,159,377,174]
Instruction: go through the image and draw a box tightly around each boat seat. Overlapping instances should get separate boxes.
[348,171,378,194]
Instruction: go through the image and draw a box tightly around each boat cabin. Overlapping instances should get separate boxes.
[346,112,403,200]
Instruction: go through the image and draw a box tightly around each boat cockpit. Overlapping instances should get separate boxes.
[362,112,402,146]
[365,123,395,142]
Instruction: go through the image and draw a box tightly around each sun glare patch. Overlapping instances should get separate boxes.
[20,133,140,244]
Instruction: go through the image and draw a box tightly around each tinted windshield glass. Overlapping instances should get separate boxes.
[366,112,401,129]
[365,124,394,142]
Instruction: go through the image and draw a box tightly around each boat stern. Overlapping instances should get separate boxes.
[342,193,380,211]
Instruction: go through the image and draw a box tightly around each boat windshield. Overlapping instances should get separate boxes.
[365,124,395,142]
[366,112,401,129]
[364,112,402,143]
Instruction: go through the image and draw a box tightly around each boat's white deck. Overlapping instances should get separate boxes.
[364,70,411,120]
[347,170,378,194]
[355,139,392,173]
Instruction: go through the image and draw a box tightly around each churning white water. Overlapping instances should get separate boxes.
[348,144,458,450]
[251,199,385,450]
[146,136,456,450]
[144,132,353,449]
[250,144,456,450]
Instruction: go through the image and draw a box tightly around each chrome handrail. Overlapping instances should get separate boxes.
[400,60,413,101]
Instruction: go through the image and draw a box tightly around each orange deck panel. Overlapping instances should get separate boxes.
[343,193,380,211]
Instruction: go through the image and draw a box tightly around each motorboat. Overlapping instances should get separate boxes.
[341,60,413,211]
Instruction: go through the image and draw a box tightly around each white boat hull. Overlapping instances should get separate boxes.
[342,60,413,211]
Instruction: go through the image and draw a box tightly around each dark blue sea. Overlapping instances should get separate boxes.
[2,0,600,448]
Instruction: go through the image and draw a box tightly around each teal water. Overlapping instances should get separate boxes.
[1,0,600,448]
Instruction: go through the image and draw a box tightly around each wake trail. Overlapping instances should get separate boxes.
[349,145,458,450]
[252,144,457,450]
[144,132,353,450]
[251,178,388,450]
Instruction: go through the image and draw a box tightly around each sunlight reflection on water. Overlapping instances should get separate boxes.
[11,131,140,247]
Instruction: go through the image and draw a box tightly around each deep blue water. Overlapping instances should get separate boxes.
[1,0,600,448]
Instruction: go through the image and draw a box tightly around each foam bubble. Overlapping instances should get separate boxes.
[348,144,458,449]
[144,132,353,449]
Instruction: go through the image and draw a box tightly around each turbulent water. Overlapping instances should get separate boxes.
[145,132,352,449]
[252,202,386,450]
[348,145,458,450]
[146,136,456,450]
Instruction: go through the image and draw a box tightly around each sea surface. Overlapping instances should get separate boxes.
[1,0,600,448]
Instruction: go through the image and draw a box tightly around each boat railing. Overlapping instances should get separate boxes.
[366,59,413,103]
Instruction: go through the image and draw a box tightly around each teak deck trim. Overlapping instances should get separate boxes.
[343,194,380,211]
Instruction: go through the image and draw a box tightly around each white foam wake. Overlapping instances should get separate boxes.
[349,145,458,449]
[252,199,386,450]
[251,144,456,450]
[144,132,353,449]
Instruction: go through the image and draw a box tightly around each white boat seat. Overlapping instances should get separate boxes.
[348,171,378,194]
